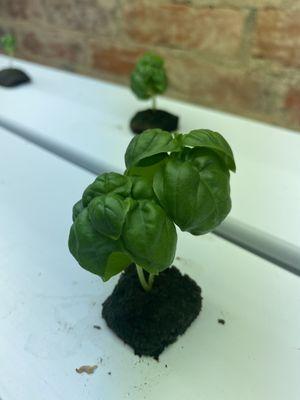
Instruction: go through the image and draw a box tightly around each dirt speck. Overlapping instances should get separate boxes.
[76,365,97,374]
[93,325,101,330]
[218,319,225,325]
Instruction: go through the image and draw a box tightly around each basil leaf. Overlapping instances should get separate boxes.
[130,176,155,199]
[72,199,84,222]
[122,200,177,274]
[130,52,167,100]
[183,129,236,172]
[126,156,169,186]
[125,129,180,169]
[154,151,231,234]
[188,149,231,234]
[154,159,214,233]
[82,172,132,207]
[88,194,130,240]
[104,252,132,282]
[68,209,131,281]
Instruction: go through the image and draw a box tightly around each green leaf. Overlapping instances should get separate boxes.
[153,149,231,234]
[82,172,132,207]
[130,176,155,199]
[122,200,177,274]
[72,199,84,222]
[104,252,132,282]
[88,194,130,240]
[154,159,214,233]
[182,129,236,172]
[125,129,180,169]
[68,209,130,280]
[187,148,231,234]
[130,52,168,100]
[126,156,169,186]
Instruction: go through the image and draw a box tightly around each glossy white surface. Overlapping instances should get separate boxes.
[0,56,299,268]
[1,127,300,400]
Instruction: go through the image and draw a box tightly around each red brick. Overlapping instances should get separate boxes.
[253,10,300,67]
[40,0,118,35]
[0,0,29,18]
[0,0,42,19]
[165,53,272,114]
[21,31,83,64]
[123,3,246,56]
[284,88,300,126]
[90,43,145,76]
[192,0,291,6]
[0,22,15,38]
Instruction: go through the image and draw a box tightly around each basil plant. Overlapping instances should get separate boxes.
[130,52,167,111]
[69,129,235,291]
[1,34,16,57]
[1,34,16,68]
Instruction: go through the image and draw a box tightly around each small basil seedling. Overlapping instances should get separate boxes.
[69,129,235,291]
[1,34,16,67]
[131,52,167,111]
[130,53,178,134]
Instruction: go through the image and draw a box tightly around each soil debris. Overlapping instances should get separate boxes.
[76,365,98,374]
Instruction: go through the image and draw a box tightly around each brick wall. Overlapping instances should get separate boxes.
[1,0,300,132]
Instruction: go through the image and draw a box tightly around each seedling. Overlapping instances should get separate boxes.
[0,33,30,87]
[1,34,16,68]
[69,128,235,291]
[131,52,167,111]
[130,53,178,134]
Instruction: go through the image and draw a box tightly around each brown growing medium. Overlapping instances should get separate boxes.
[0,0,299,131]
[102,264,202,359]
[0,68,30,87]
[130,109,179,134]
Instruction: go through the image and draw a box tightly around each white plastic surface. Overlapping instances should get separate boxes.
[1,127,300,400]
[0,56,300,267]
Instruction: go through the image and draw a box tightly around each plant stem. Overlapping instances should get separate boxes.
[136,265,155,292]
[152,96,157,111]
[148,273,155,289]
